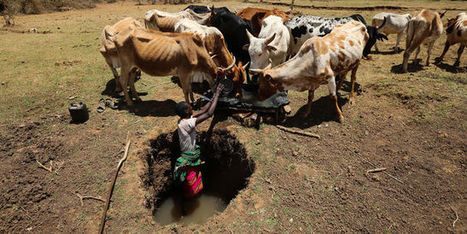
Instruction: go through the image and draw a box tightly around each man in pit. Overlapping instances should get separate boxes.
[173,82,224,214]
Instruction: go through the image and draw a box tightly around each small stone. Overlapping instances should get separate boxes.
[364,130,369,136]
[325,123,329,127]
[256,140,261,145]
[317,124,321,128]
[289,218,293,223]
[299,227,303,231]
[1,82,5,85]
[292,151,299,156]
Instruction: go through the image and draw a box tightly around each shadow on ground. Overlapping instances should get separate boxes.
[282,94,349,129]
[390,60,424,74]
[434,60,466,74]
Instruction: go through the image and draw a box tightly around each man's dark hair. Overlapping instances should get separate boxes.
[175,101,190,118]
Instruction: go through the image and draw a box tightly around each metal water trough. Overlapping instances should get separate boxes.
[197,80,290,124]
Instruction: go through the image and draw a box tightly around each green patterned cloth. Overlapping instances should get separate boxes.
[173,145,202,183]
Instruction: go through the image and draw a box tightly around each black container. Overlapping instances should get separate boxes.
[68,102,89,123]
[219,78,234,97]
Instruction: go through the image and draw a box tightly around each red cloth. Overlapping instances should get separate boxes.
[183,166,203,198]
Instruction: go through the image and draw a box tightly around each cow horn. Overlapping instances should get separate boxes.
[245,29,254,41]
[242,62,250,70]
[249,68,263,75]
[440,10,447,18]
[211,54,218,59]
[264,33,276,45]
[219,57,236,72]
[377,17,387,31]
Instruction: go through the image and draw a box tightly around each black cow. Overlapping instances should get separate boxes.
[184,5,230,14]
[285,14,387,57]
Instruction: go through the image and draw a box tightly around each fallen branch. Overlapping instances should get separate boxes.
[36,160,53,173]
[75,192,105,206]
[99,135,131,234]
[366,167,387,173]
[347,148,403,184]
[450,205,459,227]
[276,125,320,139]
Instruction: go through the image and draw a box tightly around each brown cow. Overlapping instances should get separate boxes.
[99,17,143,93]
[107,27,233,106]
[174,18,248,97]
[402,9,445,73]
[436,12,466,67]
[237,7,291,36]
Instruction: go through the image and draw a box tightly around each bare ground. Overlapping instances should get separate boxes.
[0,1,466,232]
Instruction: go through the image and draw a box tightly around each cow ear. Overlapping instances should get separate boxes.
[242,44,249,51]
[266,45,277,51]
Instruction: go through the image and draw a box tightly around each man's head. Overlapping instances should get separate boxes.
[175,101,193,118]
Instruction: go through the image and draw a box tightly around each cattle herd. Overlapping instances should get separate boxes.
[99,5,466,122]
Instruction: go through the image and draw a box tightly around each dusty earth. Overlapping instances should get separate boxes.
[0,0,466,233]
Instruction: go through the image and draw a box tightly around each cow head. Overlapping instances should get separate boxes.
[250,64,283,101]
[206,33,247,97]
[244,29,277,71]
[363,17,388,57]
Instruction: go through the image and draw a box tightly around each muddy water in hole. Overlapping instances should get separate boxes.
[154,192,227,225]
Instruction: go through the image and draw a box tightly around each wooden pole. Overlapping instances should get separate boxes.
[98,137,131,234]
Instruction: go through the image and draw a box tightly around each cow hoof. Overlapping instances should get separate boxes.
[135,97,142,103]
[337,115,344,123]
[434,57,443,63]
[454,61,460,67]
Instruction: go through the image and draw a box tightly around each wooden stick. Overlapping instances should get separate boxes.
[276,125,320,139]
[366,168,387,173]
[75,192,105,206]
[36,160,53,173]
[450,205,459,227]
[99,136,131,234]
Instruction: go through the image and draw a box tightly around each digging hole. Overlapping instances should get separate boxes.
[142,129,255,225]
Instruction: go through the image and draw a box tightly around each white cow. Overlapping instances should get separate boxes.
[372,12,411,52]
[244,15,291,70]
[144,8,211,32]
[250,21,369,122]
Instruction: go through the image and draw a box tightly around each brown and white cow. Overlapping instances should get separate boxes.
[174,18,248,97]
[402,9,446,73]
[107,27,232,106]
[236,7,291,36]
[99,17,143,93]
[144,8,211,32]
[250,21,369,122]
[436,12,466,67]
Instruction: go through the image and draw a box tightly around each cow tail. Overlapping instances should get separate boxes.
[405,20,416,50]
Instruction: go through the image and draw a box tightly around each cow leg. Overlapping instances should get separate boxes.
[120,66,133,106]
[349,65,359,105]
[425,42,435,66]
[336,73,347,92]
[454,45,464,67]
[179,75,192,104]
[327,76,343,122]
[437,41,451,62]
[414,46,421,62]
[374,40,380,53]
[395,32,403,52]
[302,90,314,117]
[128,68,141,102]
